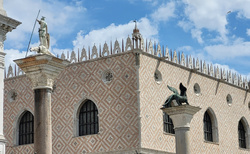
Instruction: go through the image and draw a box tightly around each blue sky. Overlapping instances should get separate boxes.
[3,0,250,78]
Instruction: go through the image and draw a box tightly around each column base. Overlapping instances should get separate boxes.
[0,135,6,154]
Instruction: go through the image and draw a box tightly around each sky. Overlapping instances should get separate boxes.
[3,0,250,78]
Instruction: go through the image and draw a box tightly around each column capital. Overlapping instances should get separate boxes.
[161,105,201,128]
[0,14,21,41]
[14,54,70,89]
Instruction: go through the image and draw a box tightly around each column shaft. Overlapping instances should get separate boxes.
[34,89,52,154]
[175,127,190,154]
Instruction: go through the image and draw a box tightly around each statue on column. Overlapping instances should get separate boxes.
[30,17,54,56]
[37,17,49,49]
[162,83,189,108]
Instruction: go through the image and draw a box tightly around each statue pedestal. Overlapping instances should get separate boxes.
[15,54,69,154]
[161,105,201,154]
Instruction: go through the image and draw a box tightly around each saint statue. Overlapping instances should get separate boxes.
[37,17,50,49]
[162,83,189,108]
[30,16,53,56]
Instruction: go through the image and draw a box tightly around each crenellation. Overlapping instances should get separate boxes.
[4,36,249,90]
[233,73,238,86]
[181,52,185,66]
[239,75,243,87]
[203,61,207,74]
[113,40,121,54]
[165,47,170,60]
[215,66,220,79]
[243,78,249,89]
[173,50,178,63]
[156,43,162,57]
[91,44,98,59]
[102,42,109,57]
[61,52,65,60]
[7,64,13,78]
[209,64,214,77]
[222,69,226,80]
[195,58,200,71]
[154,41,156,55]
[70,50,77,63]
[148,41,153,55]
[228,71,232,83]
[141,37,145,51]
[17,65,23,76]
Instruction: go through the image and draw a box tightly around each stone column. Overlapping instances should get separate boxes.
[14,54,69,154]
[0,4,21,153]
[161,105,201,154]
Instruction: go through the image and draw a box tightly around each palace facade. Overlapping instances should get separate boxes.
[3,27,250,154]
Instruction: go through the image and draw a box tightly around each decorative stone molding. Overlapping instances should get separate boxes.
[14,54,70,89]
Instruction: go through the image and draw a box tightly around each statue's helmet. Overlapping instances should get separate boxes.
[41,16,45,20]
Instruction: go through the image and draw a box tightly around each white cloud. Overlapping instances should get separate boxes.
[177,20,193,32]
[247,29,250,36]
[4,0,86,49]
[191,29,203,44]
[177,46,193,52]
[4,49,26,70]
[72,18,158,51]
[182,0,228,36]
[204,41,250,59]
[180,0,250,43]
[151,2,175,22]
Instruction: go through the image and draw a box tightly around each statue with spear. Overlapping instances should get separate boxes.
[27,10,54,56]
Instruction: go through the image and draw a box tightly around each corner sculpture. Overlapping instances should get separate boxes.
[30,16,54,56]
[162,83,189,108]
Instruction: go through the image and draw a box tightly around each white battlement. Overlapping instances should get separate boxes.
[5,35,250,90]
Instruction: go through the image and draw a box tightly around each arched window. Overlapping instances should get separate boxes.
[203,109,219,143]
[163,112,175,134]
[238,120,246,148]
[79,100,99,136]
[19,111,34,145]
[203,111,213,142]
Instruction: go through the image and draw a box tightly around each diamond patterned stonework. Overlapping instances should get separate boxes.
[3,51,250,154]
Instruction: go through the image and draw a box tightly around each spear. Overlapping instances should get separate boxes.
[25,10,40,57]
